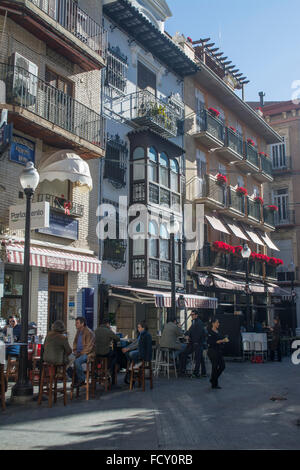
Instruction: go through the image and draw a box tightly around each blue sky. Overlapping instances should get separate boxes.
[165,0,298,102]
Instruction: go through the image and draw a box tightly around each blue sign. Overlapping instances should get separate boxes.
[82,288,94,330]
[10,134,35,165]
[37,210,78,240]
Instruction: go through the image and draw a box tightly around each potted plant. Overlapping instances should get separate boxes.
[216,173,227,185]
[208,107,220,118]
[247,138,256,147]
[254,196,264,205]
[267,205,278,212]
[229,126,237,133]
[236,186,248,196]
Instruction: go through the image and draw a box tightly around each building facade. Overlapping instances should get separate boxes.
[171,35,283,348]
[0,0,107,341]
[262,101,300,330]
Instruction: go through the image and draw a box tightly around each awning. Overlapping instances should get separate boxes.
[110,285,218,309]
[267,282,293,299]
[261,233,280,252]
[4,243,101,274]
[205,215,230,234]
[38,150,93,190]
[245,230,265,246]
[227,222,249,241]
[213,274,266,293]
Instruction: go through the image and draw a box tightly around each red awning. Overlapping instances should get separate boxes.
[3,242,101,274]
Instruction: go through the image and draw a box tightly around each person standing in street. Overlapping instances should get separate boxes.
[207,318,229,389]
[179,310,207,378]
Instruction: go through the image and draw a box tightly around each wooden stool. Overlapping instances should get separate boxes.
[130,360,153,392]
[70,358,95,401]
[38,363,67,408]
[1,364,6,411]
[95,356,112,392]
[6,355,19,382]
[29,355,42,387]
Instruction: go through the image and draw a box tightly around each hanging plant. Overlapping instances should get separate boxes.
[267,205,278,212]
[236,186,248,196]
[259,151,269,158]
[254,196,264,205]
[216,173,227,185]
[208,107,220,118]
[233,245,243,256]
[247,138,256,147]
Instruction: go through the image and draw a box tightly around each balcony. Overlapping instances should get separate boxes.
[244,142,259,170]
[215,127,244,162]
[255,154,273,183]
[0,64,106,158]
[128,90,178,138]
[193,109,225,149]
[266,265,277,280]
[263,207,275,229]
[103,239,126,267]
[131,257,182,286]
[104,160,126,188]
[35,193,84,218]
[0,0,107,71]
[226,187,246,218]
[192,174,227,209]
[247,198,262,224]
[274,210,296,227]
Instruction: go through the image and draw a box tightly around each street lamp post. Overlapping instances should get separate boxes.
[12,162,39,401]
[241,243,252,331]
[168,214,176,323]
[289,261,297,336]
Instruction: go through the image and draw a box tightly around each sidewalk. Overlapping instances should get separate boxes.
[0,358,300,450]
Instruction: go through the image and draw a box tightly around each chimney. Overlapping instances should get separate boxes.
[259,91,265,107]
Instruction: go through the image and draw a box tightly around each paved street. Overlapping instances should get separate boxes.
[1,358,300,450]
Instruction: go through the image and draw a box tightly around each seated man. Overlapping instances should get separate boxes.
[122,336,140,385]
[95,319,119,385]
[4,316,22,359]
[160,319,186,359]
[132,321,152,370]
[72,317,95,386]
[43,320,72,365]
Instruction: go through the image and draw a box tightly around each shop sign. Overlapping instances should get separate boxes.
[10,134,35,165]
[9,202,50,230]
[46,257,73,271]
[37,210,78,240]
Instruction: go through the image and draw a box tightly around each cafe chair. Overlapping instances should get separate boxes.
[154,347,177,379]
[242,340,252,361]
[254,341,267,362]
[6,354,19,382]
[130,360,153,392]
[29,343,42,387]
[38,362,67,408]
[1,364,6,411]
[95,356,112,392]
[70,358,95,401]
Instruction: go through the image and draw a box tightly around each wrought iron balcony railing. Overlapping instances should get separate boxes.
[247,198,261,222]
[244,143,259,168]
[274,210,296,227]
[0,64,106,149]
[196,109,225,143]
[28,0,107,58]
[228,187,246,214]
[103,239,126,265]
[225,128,243,156]
[260,154,273,178]
[36,193,84,218]
[104,160,126,188]
[129,90,178,138]
[263,207,275,227]
[272,156,292,173]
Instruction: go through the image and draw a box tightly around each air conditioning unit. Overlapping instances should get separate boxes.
[8,52,38,106]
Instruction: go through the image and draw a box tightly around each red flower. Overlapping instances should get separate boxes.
[187,37,193,43]
[236,186,248,196]
[259,152,269,158]
[208,107,220,118]
[254,196,264,205]
[234,245,243,255]
[213,241,235,254]
[247,138,256,147]
[216,173,227,184]
[267,205,278,212]
[229,126,237,133]
[268,257,284,266]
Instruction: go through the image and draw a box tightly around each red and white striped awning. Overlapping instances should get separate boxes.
[110,285,217,309]
[3,243,101,274]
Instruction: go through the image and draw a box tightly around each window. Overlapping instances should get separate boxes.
[104,135,128,187]
[132,222,145,256]
[195,89,205,114]
[149,220,158,258]
[160,223,170,260]
[133,147,145,181]
[271,138,286,169]
[274,188,289,222]
[237,175,244,188]
[137,61,156,95]
[105,47,128,94]
[45,68,73,96]
[219,163,227,175]
[159,152,169,187]
[170,159,179,192]
[148,146,158,183]
[196,150,207,179]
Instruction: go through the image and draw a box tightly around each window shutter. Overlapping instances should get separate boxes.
[137,62,156,93]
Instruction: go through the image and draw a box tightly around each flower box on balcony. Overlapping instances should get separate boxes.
[247,138,256,147]
[268,257,284,267]
[208,107,220,118]
[216,173,227,185]
[229,126,237,133]
[213,241,235,254]
[254,196,264,205]
[267,205,278,212]
[259,152,269,158]
[236,186,248,196]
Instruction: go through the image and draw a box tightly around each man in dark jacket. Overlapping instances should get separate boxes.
[132,321,152,369]
[179,310,207,378]
[95,319,120,384]
[43,320,72,365]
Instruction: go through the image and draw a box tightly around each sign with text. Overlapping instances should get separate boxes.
[9,202,50,230]
[10,134,35,165]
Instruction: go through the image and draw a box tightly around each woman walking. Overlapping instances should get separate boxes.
[207,318,229,389]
